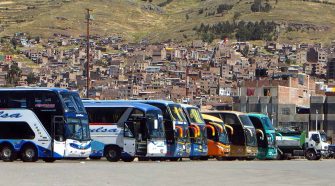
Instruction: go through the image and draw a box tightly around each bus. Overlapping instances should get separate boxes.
[99,100,191,161]
[0,88,91,162]
[201,114,231,160]
[83,101,167,162]
[181,104,208,160]
[248,113,278,160]
[202,111,258,160]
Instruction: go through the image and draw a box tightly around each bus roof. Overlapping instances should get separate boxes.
[0,87,73,93]
[201,114,223,123]
[82,100,162,112]
[180,104,199,109]
[202,110,246,116]
[92,100,176,106]
[247,113,269,118]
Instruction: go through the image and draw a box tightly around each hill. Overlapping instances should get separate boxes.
[1,0,335,44]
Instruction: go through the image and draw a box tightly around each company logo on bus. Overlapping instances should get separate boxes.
[90,127,119,133]
[0,111,22,118]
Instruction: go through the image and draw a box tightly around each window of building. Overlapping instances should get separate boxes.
[282,108,290,115]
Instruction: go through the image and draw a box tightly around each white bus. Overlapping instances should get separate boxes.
[83,101,167,162]
[0,88,91,162]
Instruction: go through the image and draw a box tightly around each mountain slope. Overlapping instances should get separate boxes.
[1,0,335,43]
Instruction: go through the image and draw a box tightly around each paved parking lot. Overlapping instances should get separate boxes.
[0,159,333,186]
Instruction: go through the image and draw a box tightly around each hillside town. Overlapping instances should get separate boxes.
[1,32,335,141]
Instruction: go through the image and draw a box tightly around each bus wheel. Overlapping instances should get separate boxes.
[138,157,150,161]
[0,144,15,162]
[89,156,101,160]
[122,157,135,162]
[43,158,56,163]
[105,146,120,162]
[169,157,179,161]
[200,156,209,161]
[21,145,38,162]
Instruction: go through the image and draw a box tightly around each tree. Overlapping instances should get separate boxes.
[26,72,38,84]
[7,63,22,85]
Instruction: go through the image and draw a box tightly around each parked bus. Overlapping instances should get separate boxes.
[202,111,258,160]
[99,100,191,161]
[83,101,167,162]
[181,104,208,160]
[201,114,231,160]
[0,88,91,162]
[248,113,278,160]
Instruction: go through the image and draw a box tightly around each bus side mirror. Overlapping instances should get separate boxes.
[154,119,158,130]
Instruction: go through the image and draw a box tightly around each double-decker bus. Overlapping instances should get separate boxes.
[83,101,167,162]
[202,111,258,160]
[0,88,91,162]
[181,104,208,160]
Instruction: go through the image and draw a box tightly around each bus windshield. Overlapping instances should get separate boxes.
[239,115,255,127]
[65,118,90,141]
[219,129,229,144]
[146,111,165,139]
[72,93,86,113]
[168,105,186,123]
[245,127,257,147]
[187,108,205,125]
[261,117,275,130]
[60,92,85,113]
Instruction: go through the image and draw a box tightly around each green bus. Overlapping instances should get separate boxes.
[248,113,278,160]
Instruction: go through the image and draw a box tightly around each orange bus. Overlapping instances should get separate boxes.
[202,114,232,160]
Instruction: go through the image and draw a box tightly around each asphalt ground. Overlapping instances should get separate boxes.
[0,158,333,186]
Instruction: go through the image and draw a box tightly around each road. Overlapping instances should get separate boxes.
[0,159,333,186]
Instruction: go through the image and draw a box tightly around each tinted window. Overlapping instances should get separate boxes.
[7,92,28,108]
[0,122,35,139]
[187,108,205,124]
[239,115,254,127]
[86,107,127,124]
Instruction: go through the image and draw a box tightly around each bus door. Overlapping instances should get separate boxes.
[123,121,136,156]
[52,116,66,158]
[125,109,148,156]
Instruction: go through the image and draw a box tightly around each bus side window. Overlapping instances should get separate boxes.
[32,92,62,134]
[7,92,28,108]
[0,122,35,139]
[0,92,7,108]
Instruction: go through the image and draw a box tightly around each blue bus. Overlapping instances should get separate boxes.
[181,104,208,160]
[0,88,91,162]
[83,101,167,162]
[96,100,191,161]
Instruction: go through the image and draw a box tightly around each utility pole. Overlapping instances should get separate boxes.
[86,8,92,98]
[316,109,318,131]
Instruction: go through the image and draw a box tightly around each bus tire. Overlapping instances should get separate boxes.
[43,158,56,163]
[89,156,102,160]
[21,145,38,162]
[104,146,120,162]
[138,157,150,161]
[169,157,179,161]
[122,157,135,162]
[200,156,209,161]
[0,144,15,162]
